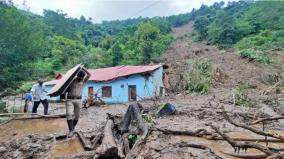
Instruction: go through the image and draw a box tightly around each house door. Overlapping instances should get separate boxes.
[88,87,94,105]
[128,85,137,101]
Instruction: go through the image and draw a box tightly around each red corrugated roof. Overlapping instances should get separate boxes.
[44,64,161,85]
[89,64,161,82]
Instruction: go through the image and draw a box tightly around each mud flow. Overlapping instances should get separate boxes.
[0,118,67,141]
[48,138,84,158]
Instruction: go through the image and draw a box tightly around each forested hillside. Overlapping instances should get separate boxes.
[1,0,284,95]
[0,1,173,94]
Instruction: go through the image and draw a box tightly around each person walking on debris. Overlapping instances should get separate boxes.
[65,70,90,135]
[31,79,49,115]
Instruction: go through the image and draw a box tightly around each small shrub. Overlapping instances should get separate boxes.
[231,85,252,107]
[186,59,213,94]
[191,32,202,42]
[239,49,275,64]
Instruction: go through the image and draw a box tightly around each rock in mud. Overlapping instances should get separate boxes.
[0,146,7,153]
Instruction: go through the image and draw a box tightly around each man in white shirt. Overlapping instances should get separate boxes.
[31,79,49,115]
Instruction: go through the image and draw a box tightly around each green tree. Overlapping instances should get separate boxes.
[0,4,46,91]
[136,22,160,64]
[110,43,123,66]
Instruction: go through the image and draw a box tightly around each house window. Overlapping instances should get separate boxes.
[102,86,112,97]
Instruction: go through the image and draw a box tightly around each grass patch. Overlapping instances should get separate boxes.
[231,84,252,107]
[239,49,275,64]
[186,58,213,94]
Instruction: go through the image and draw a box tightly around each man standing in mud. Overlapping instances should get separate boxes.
[31,79,49,115]
[65,70,90,135]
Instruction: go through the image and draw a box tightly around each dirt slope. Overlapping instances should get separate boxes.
[162,23,283,91]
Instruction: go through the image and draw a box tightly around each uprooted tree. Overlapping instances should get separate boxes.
[75,103,149,159]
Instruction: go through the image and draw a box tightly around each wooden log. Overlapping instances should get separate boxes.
[125,128,152,159]
[249,116,284,125]
[222,106,284,140]
[221,151,267,159]
[117,138,126,158]
[173,141,223,159]
[77,131,93,151]
[14,114,66,120]
[205,136,284,143]
[57,151,96,159]
[119,103,148,138]
[153,127,211,137]
[0,113,66,119]
[94,119,118,158]
[0,113,41,116]
[209,123,275,155]
[266,153,284,159]
[174,141,207,149]
[122,133,130,155]
[54,133,67,140]
[91,132,103,149]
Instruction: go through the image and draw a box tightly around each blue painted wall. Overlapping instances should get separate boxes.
[45,65,164,103]
[82,66,164,103]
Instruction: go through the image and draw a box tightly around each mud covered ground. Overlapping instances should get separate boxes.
[1,23,284,159]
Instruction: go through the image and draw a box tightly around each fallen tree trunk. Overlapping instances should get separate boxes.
[94,119,118,158]
[222,106,284,140]
[221,151,267,159]
[153,127,212,137]
[209,123,274,155]
[119,103,148,138]
[205,136,284,143]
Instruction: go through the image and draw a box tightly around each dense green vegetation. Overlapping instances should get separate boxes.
[0,1,173,95]
[1,0,284,95]
[191,1,284,63]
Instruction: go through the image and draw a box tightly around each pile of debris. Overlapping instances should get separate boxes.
[0,134,55,159]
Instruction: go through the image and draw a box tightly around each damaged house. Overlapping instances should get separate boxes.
[45,64,166,103]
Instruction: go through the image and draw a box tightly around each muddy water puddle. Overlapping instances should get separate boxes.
[0,118,67,140]
[48,138,84,158]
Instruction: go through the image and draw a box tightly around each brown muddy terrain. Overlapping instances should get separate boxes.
[0,23,284,159]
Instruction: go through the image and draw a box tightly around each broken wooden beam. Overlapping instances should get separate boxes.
[77,131,93,151]
[91,132,103,149]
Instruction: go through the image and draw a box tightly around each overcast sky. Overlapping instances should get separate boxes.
[13,0,232,23]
